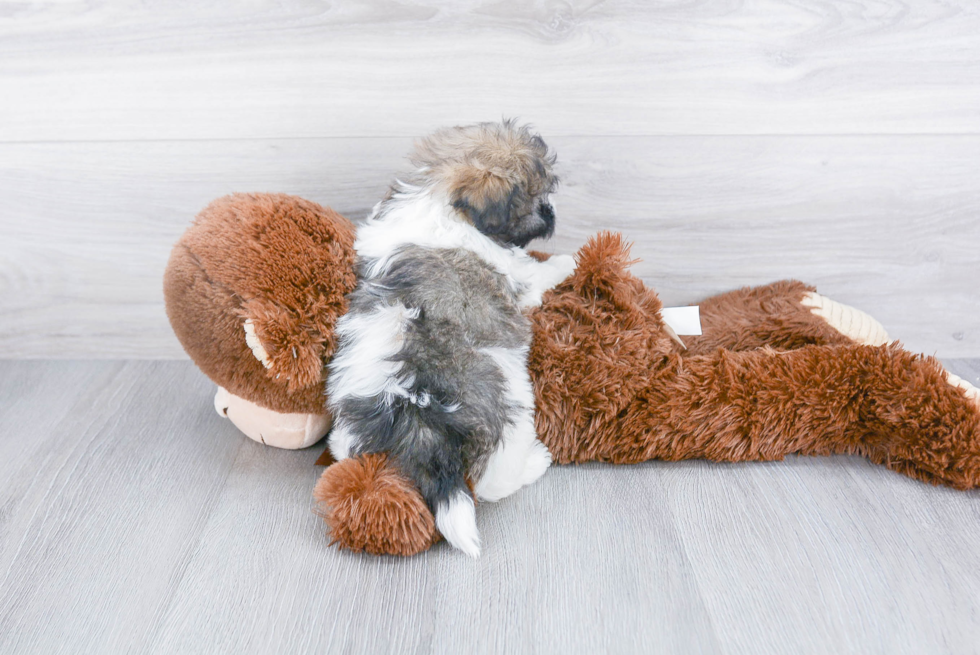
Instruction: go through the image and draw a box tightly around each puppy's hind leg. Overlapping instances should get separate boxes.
[475,408,551,502]
[475,345,552,501]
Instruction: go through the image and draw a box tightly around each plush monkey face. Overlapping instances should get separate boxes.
[409,119,559,248]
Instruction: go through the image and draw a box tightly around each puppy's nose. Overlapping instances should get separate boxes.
[538,203,555,221]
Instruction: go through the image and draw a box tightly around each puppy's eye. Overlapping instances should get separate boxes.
[538,203,555,220]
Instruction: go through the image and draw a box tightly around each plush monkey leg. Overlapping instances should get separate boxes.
[553,344,980,489]
[317,342,980,556]
[681,281,978,418]
[684,280,887,354]
[534,234,979,487]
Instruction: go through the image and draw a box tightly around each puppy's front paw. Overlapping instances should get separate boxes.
[518,253,578,309]
[548,253,577,281]
[244,319,272,369]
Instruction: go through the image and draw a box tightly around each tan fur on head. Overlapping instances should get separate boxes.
[409,119,558,241]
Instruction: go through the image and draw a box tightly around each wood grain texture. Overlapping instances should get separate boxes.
[0,361,246,654]
[2,136,978,358]
[1,0,980,141]
[1,359,979,654]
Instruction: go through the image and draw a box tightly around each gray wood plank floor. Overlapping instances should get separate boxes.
[2,359,979,655]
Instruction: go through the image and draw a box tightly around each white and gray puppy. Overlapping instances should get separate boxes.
[326,120,576,558]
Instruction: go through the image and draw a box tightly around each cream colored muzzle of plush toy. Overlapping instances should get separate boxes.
[213,386,331,450]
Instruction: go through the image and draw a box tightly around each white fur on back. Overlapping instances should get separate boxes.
[327,302,427,463]
[328,302,419,404]
[480,346,534,409]
[436,490,481,558]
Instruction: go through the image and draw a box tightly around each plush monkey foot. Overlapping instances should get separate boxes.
[801,292,980,407]
[800,292,890,346]
[946,372,980,410]
[213,386,331,449]
[313,454,440,556]
[865,353,980,490]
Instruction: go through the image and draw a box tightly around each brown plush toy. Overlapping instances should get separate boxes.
[165,194,980,557]
[165,192,355,449]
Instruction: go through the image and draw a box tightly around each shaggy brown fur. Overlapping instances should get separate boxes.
[164,193,356,414]
[314,232,980,554]
[683,280,854,355]
[530,234,980,489]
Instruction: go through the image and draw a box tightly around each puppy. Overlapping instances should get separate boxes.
[326,120,576,558]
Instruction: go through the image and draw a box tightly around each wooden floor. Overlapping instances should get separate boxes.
[1,359,979,654]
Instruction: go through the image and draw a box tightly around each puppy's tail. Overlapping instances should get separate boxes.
[435,488,480,558]
[387,408,482,558]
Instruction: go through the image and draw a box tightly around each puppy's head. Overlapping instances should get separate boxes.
[410,119,558,248]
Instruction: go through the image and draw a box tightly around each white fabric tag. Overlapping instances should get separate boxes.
[661,306,702,336]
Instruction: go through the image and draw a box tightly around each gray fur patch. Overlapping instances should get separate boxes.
[332,245,531,510]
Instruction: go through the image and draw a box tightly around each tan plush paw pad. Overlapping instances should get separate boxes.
[946,372,980,410]
[801,292,890,346]
[243,319,272,369]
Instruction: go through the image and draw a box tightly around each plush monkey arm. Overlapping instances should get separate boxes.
[683,280,887,355]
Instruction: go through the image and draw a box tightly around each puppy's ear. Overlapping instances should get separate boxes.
[447,165,520,236]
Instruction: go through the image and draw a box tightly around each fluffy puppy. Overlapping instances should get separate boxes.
[326,120,576,557]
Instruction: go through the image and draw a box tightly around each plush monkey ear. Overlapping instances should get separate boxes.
[447,165,520,236]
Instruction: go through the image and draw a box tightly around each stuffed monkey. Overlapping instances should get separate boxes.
[164,194,980,556]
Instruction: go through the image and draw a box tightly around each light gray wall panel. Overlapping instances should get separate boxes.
[2,136,977,358]
[1,0,979,141]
